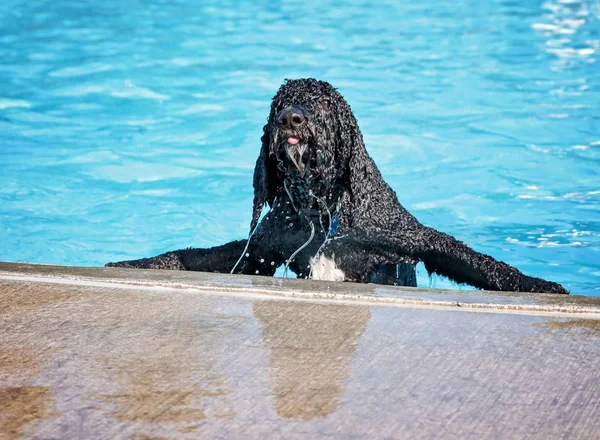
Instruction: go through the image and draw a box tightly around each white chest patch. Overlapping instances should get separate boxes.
[311,255,345,282]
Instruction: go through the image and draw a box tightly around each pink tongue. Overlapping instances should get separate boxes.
[287,137,300,145]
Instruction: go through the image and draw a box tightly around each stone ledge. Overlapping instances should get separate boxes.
[1,261,598,316]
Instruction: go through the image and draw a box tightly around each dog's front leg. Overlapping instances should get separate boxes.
[106,240,248,272]
[411,227,569,294]
[322,227,567,294]
[106,238,285,276]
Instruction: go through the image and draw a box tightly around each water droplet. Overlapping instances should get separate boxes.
[255,270,259,274]
[245,253,250,257]
[260,258,264,263]
[271,261,275,266]
[289,223,293,227]
[285,216,290,220]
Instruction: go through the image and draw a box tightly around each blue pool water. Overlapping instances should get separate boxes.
[1,0,598,295]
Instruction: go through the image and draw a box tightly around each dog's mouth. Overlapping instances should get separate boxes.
[283,136,309,175]
[272,128,316,178]
[270,122,339,218]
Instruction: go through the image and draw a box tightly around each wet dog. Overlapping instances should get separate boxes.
[107,78,568,294]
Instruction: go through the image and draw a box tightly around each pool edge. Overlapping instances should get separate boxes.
[1,261,598,317]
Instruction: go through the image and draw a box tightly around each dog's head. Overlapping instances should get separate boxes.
[251,78,367,230]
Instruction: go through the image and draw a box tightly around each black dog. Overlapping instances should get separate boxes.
[107,78,568,294]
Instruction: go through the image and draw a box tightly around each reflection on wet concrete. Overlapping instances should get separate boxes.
[0,279,241,438]
[129,436,170,440]
[86,301,241,435]
[94,314,237,429]
[0,387,55,440]
[0,282,61,439]
[0,348,42,385]
[254,301,370,419]
[0,276,75,433]
[1,271,600,438]
[535,318,600,337]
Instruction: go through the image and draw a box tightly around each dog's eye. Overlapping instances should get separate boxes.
[318,98,331,111]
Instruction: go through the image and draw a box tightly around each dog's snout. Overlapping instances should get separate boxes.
[277,107,306,130]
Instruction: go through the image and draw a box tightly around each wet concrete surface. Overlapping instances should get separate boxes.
[1,263,599,439]
[2,262,600,313]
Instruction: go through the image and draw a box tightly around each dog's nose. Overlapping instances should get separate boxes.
[277,107,306,130]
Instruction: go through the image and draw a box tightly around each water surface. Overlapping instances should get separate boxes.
[0,0,598,294]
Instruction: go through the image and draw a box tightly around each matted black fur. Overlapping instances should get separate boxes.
[107,78,568,294]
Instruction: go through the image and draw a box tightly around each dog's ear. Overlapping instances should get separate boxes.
[335,104,381,225]
[251,124,276,231]
[347,132,379,222]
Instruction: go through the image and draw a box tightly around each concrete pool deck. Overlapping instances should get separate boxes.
[1,262,599,439]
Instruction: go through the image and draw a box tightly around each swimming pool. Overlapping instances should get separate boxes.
[1,0,598,295]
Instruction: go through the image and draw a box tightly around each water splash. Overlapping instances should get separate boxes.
[230,220,260,274]
[283,219,316,278]
[230,199,276,274]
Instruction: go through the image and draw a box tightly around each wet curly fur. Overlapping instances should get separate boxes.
[107,78,568,294]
